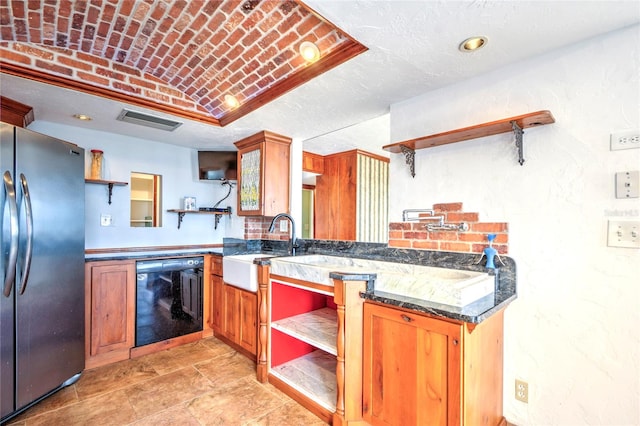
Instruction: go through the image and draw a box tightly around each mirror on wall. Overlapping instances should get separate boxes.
[130,172,162,227]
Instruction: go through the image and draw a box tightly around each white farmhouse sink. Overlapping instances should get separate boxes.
[269,255,495,307]
[223,254,272,292]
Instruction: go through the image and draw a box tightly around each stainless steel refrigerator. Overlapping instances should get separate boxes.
[1,123,85,423]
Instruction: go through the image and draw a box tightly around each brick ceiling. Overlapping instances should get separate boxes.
[0,1,367,126]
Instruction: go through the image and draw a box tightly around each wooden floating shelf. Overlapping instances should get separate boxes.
[85,179,128,204]
[167,208,231,230]
[383,110,555,175]
[383,110,555,153]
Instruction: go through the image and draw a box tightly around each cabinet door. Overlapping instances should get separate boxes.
[362,303,462,426]
[234,131,291,216]
[224,285,239,342]
[237,146,263,214]
[238,289,257,355]
[210,274,224,333]
[85,261,136,362]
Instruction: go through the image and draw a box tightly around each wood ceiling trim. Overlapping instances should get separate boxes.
[0,61,222,127]
[219,39,368,126]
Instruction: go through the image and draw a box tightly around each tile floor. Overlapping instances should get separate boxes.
[7,337,326,426]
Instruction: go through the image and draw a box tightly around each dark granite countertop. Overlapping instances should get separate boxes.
[85,238,516,323]
[279,238,517,324]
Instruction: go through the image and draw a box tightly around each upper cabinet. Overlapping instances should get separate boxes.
[1,96,34,128]
[315,149,389,242]
[234,131,292,217]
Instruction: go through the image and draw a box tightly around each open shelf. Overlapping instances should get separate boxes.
[167,208,231,229]
[383,110,555,174]
[271,307,337,355]
[270,350,337,412]
[85,179,128,205]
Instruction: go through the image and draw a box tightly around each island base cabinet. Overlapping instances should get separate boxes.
[363,302,506,426]
[84,260,136,370]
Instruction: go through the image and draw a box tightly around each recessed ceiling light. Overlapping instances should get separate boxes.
[459,36,488,52]
[73,114,92,121]
[299,41,320,63]
[224,94,240,109]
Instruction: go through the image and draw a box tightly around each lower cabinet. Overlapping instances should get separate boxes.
[84,260,136,369]
[224,285,257,356]
[209,256,257,358]
[362,302,506,426]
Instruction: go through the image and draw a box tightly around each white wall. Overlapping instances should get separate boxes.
[27,121,244,249]
[389,25,639,425]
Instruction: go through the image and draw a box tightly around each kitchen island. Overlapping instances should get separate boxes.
[254,240,516,426]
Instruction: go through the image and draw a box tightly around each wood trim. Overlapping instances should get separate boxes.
[84,244,223,254]
[256,263,270,382]
[383,110,555,153]
[322,148,390,163]
[269,274,334,295]
[0,95,35,127]
[130,331,203,358]
[219,40,368,126]
[233,130,292,150]
[0,63,221,126]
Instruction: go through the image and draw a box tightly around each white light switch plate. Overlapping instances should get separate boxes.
[615,171,639,198]
[607,220,640,248]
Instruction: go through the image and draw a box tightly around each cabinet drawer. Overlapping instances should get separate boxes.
[211,255,223,276]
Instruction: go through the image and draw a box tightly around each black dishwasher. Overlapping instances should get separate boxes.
[135,257,204,347]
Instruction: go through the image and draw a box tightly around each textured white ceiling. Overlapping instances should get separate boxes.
[2,1,639,156]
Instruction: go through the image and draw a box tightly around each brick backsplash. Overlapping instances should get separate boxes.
[244,216,289,241]
[388,202,509,254]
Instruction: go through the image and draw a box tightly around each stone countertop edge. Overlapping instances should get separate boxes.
[84,238,517,323]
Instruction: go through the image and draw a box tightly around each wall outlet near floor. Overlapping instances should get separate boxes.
[610,129,639,151]
[515,379,529,403]
[607,220,640,248]
[100,214,112,227]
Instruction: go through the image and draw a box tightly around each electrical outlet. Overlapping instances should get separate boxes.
[515,379,528,403]
[610,129,640,151]
[607,220,640,248]
[279,220,288,232]
[100,214,112,227]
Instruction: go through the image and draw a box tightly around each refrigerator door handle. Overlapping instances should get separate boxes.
[2,171,19,297]
[18,173,33,295]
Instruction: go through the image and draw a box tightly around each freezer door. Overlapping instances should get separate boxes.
[0,122,16,419]
[14,127,85,411]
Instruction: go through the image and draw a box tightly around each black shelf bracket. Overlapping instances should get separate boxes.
[400,145,416,178]
[176,211,186,229]
[511,120,525,166]
[106,183,114,205]
[213,207,232,230]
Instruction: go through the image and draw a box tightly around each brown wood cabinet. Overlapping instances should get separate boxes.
[234,130,292,216]
[209,256,224,334]
[224,285,258,355]
[84,260,136,369]
[302,150,325,174]
[363,302,506,426]
[0,96,34,128]
[315,149,389,242]
[209,255,258,358]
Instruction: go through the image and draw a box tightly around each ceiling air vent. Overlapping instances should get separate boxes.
[116,109,183,131]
